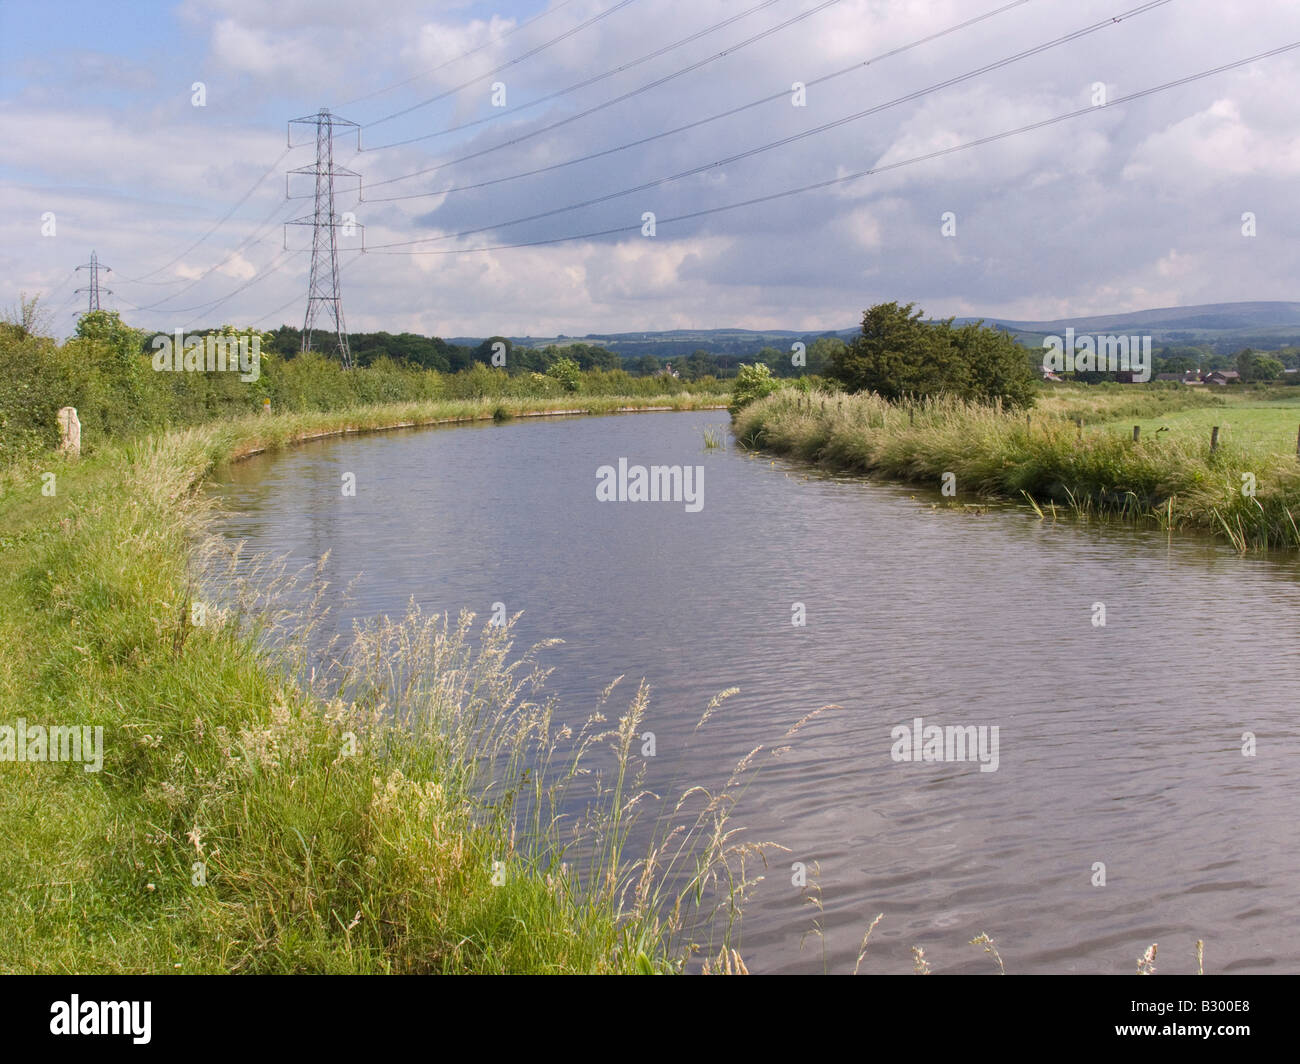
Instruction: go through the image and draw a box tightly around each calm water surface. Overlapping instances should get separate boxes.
[207,410,1300,974]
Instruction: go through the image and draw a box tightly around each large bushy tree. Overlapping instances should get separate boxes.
[949,319,1037,408]
[1237,348,1284,382]
[828,301,1034,408]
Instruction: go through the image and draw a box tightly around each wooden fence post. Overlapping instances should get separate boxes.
[1132,425,1140,442]
[1211,426,1220,452]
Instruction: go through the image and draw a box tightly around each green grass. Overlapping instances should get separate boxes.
[1094,390,1300,458]
[0,394,762,975]
[733,386,1300,550]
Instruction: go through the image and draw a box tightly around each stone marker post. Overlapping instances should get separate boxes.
[56,407,80,458]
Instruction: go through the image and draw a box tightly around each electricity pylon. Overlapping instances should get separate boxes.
[74,251,112,313]
[286,109,363,369]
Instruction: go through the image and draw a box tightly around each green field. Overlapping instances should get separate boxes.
[1096,391,1300,458]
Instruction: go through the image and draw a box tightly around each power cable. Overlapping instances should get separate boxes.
[333,0,582,110]
[364,0,1033,204]
[368,0,1171,250]
[363,0,640,131]
[363,41,1298,256]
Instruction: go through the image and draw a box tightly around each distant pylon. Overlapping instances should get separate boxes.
[74,251,112,313]
[286,109,363,369]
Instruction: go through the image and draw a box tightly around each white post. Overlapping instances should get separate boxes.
[56,406,81,457]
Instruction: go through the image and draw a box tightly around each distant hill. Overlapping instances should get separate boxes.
[956,302,1300,353]
[449,302,1300,359]
[449,327,832,362]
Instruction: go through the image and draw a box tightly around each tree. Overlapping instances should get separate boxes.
[1,293,51,340]
[1247,355,1284,382]
[679,349,720,380]
[1235,347,1284,382]
[755,345,787,377]
[806,336,844,376]
[474,335,513,367]
[1155,353,1200,375]
[545,356,581,392]
[828,302,958,401]
[828,302,1034,408]
[561,343,619,372]
[949,320,1036,408]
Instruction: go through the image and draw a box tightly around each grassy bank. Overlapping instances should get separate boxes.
[733,387,1300,550]
[0,394,750,974]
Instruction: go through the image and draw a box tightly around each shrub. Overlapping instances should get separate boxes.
[545,356,581,393]
[729,362,781,416]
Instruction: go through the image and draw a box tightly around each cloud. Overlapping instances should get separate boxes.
[1124,96,1300,183]
[5,0,1300,337]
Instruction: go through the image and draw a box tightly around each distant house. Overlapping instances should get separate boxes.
[1042,370,1063,382]
[1154,371,1201,384]
[1203,370,1241,385]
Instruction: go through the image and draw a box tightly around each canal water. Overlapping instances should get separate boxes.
[207,410,1300,974]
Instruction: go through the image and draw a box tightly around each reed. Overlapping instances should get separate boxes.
[733,389,1300,550]
[701,424,727,450]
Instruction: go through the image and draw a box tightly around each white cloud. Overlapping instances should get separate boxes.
[6,0,1300,335]
[1124,96,1300,183]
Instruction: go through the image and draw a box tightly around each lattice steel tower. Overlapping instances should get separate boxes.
[287,109,362,369]
[74,251,112,313]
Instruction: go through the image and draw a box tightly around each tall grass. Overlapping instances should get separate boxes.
[0,400,771,974]
[733,389,1300,550]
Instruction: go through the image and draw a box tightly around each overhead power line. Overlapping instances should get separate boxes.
[179,249,306,330]
[332,0,582,110]
[361,0,789,150]
[246,251,365,330]
[366,0,1171,250]
[130,187,363,324]
[39,267,80,303]
[123,197,299,312]
[363,0,844,170]
[362,41,1300,257]
[118,147,295,283]
[363,0,640,132]
[49,276,87,320]
[363,0,1033,204]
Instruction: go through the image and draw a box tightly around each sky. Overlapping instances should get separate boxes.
[3,0,1299,339]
